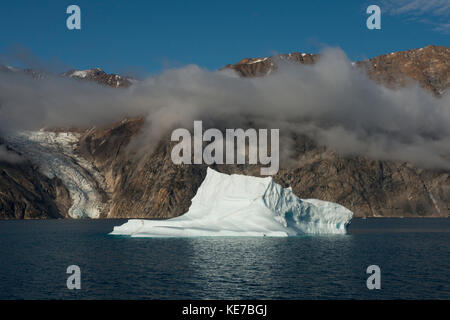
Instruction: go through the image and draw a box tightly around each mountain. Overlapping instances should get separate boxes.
[62,68,134,88]
[0,65,135,88]
[356,45,449,96]
[224,45,449,95]
[0,45,449,219]
[222,52,318,77]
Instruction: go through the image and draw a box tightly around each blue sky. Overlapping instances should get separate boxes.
[0,0,448,76]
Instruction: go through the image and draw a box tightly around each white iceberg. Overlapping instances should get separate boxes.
[110,168,353,237]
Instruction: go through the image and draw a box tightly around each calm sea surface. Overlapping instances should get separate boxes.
[0,218,449,299]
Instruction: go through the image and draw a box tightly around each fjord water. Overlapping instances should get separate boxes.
[0,219,449,299]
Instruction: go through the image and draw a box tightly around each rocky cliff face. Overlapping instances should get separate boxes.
[0,161,71,219]
[224,45,449,95]
[356,45,449,96]
[75,118,207,218]
[0,140,71,219]
[74,118,449,218]
[0,45,449,219]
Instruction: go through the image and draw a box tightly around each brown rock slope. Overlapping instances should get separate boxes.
[76,119,449,218]
[356,45,449,95]
[76,119,207,218]
[0,142,71,219]
[225,45,449,95]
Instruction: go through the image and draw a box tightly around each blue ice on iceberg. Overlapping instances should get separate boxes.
[110,168,353,237]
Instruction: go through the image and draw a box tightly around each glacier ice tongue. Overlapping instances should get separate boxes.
[5,131,106,218]
[110,168,353,237]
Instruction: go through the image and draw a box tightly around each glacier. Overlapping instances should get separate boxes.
[5,131,106,218]
[110,168,353,237]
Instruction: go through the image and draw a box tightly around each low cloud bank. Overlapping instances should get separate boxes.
[0,48,449,169]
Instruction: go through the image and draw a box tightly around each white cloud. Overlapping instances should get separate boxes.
[381,0,450,33]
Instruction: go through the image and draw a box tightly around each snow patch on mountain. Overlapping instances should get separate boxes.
[248,58,268,64]
[70,70,89,78]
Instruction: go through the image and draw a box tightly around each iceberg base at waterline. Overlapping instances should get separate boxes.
[110,168,353,237]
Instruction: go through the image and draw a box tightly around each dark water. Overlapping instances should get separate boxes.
[0,218,449,300]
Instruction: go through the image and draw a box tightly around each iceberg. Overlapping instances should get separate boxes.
[110,168,353,237]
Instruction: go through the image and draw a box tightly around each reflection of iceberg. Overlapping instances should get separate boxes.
[110,168,353,237]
